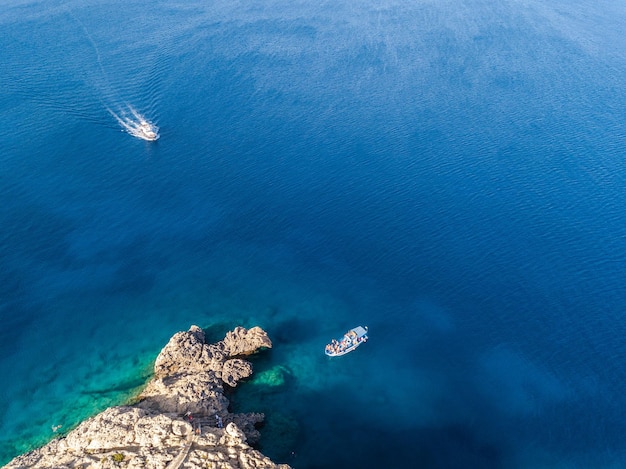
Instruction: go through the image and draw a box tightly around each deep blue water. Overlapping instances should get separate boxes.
[2,0,626,467]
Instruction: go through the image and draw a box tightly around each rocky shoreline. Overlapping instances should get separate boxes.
[4,326,292,469]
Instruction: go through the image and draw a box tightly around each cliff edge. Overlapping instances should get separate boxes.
[4,325,291,469]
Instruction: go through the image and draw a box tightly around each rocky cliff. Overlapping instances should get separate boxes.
[4,325,291,469]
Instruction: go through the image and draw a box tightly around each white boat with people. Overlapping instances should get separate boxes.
[325,326,368,357]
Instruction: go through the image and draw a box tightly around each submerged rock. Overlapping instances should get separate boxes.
[252,365,292,389]
[4,325,290,469]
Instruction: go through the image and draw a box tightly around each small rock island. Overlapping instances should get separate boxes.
[5,325,292,469]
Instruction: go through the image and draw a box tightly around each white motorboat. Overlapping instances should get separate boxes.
[136,120,159,141]
[110,106,160,141]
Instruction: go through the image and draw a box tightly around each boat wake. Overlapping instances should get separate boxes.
[67,10,160,142]
[110,106,159,141]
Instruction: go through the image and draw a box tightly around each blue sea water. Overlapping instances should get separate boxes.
[1,0,626,467]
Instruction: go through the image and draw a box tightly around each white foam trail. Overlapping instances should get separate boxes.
[68,9,160,141]
[67,10,107,84]
[109,106,160,141]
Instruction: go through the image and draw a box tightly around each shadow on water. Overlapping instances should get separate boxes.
[204,315,322,358]
[280,385,504,469]
[0,305,35,359]
[96,237,168,296]
[103,262,156,296]
[0,203,74,357]
[202,322,237,341]
[267,316,321,346]
[0,204,74,265]
[82,370,152,398]
[0,272,36,357]
[234,374,506,469]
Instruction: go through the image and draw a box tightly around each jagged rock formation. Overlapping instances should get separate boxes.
[4,325,291,469]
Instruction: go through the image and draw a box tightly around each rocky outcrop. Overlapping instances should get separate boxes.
[4,325,290,469]
[222,327,273,357]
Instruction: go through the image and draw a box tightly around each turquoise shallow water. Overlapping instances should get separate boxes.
[2,0,626,467]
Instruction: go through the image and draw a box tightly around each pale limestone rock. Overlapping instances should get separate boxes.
[171,420,192,436]
[229,412,264,445]
[64,407,142,451]
[226,423,246,441]
[137,370,230,416]
[222,358,254,387]
[153,328,206,377]
[222,326,272,357]
[240,449,282,469]
[133,413,173,446]
[4,325,290,469]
